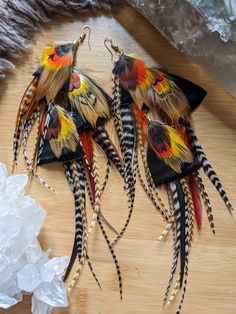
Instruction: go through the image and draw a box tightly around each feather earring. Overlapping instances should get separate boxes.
[104,38,173,251]
[36,89,124,296]
[61,67,125,296]
[104,38,233,314]
[12,26,90,180]
[12,29,125,298]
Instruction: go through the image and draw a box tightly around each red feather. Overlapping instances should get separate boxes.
[131,103,148,145]
[79,130,93,168]
[189,174,202,230]
[83,161,95,197]
[79,131,95,195]
[133,59,149,85]
[176,125,189,146]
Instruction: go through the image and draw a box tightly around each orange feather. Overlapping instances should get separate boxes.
[79,131,93,168]
[131,103,148,145]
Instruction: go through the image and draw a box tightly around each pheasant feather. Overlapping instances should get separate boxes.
[148,121,193,173]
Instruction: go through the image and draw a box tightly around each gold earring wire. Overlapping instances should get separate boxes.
[104,37,123,61]
[83,25,91,50]
[74,25,91,49]
[73,25,91,64]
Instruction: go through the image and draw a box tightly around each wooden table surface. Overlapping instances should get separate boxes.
[0,3,236,314]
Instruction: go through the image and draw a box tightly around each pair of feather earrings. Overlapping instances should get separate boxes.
[13,27,233,314]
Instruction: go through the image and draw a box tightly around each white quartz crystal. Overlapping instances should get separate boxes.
[0,163,69,313]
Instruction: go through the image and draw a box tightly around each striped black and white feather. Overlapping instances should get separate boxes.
[186,123,233,213]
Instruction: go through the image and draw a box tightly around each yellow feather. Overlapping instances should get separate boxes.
[49,106,79,158]
[68,71,110,127]
[40,45,54,67]
[57,107,78,141]
[165,125,193,173]
[148,72,189,121]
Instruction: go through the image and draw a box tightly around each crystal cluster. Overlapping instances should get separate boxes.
[128,0,236,97]
[0,163,69,313]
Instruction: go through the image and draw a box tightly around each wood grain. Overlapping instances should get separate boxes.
[0,4,236,314]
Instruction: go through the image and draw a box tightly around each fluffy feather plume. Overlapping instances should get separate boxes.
[44,105,79,158]
[148,121,193,173]
[68,68,110,127]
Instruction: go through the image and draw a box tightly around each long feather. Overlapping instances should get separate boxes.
[13,78,38,172]
[70,159,123,299]
[101,158,111,195]
[79,130,93,168]
[176,180,188,287]
[195,171,215,234]
[176,179,191,314]
[93,125,124,178]
[97,215,123,299]
[64,161,101,289]
[67,160,88,293]
[87,153,101,236]
[186,123,233,213]
[158,186,175,242]
[137,139,171,223]
[68,153,101,283]
[111,104,136,247]
[36,103,54,166]
[163,181,182,305]
[22,108,55,192]
[63,163,76,283]
[189,174,202,230]
[136,113,171,222]
[182,179,195,243]
[111,74,124,140]
[131,103,148,145]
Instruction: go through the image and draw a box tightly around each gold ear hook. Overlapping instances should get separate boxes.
[104,37,123,61]
[83,25,91,50]
[104,38,114,61]
[73,25,91,49]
